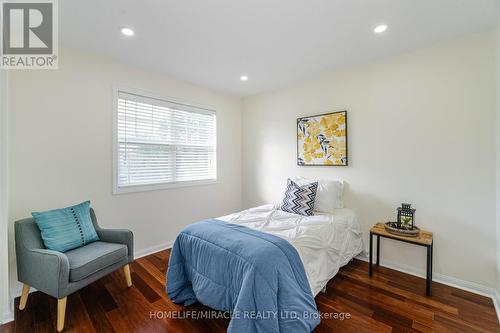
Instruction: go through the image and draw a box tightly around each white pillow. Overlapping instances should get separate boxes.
[291,176,344,212]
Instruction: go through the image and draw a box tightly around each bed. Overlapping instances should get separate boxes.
[166,203,363,333]
[218,204,364,296]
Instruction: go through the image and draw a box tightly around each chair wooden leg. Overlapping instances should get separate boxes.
[19,284,30,310]
[19,283,30,310]
[57,297,67,332]
[123,264,132,287]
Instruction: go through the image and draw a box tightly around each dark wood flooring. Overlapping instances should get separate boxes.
[1,249,498,332]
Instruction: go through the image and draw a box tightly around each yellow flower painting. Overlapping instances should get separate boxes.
[297,111,347,166]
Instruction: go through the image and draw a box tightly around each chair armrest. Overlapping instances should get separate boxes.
[96,228,134,262]
[23,249,70,299]
[15,219,70,298]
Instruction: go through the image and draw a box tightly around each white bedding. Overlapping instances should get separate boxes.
[218,204,364,296]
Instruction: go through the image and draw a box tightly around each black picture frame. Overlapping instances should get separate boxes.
[296,110,348,166]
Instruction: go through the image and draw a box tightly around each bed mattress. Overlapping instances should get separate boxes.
[218,204,364,296]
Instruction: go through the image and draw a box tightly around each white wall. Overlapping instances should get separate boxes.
[496,21,500,297]
[0,69,11,323]
[7,48,242,295]
[242,31,497,288]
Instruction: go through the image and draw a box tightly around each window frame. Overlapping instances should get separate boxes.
[112,86,218,195]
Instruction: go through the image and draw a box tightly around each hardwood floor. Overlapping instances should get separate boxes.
[1,249,498,332]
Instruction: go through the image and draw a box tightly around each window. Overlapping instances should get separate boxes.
[114,90,217,193]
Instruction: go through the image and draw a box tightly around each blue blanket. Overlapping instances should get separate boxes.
[166,219,320,333]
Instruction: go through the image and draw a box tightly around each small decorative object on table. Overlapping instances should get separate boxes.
[385,203,420,237]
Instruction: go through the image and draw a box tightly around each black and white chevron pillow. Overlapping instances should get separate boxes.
[280,179,318,216]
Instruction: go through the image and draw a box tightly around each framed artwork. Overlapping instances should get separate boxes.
[297,111,348,166]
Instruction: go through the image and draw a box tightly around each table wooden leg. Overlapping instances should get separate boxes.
[430,242,433,279]
[376,235,380,266]
[369,232,373,277]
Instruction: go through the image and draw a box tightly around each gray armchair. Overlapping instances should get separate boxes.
[15,208,133,331]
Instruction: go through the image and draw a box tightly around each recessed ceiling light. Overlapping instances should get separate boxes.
[374,24,388,34]
[240,75,248,81]
[120,27,135,36]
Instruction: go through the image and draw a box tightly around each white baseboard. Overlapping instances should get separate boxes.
[492,290,500,326]
[10,283,31,301]
[356,252,500,323]
[134,241,173,260]
[1,309,14,325]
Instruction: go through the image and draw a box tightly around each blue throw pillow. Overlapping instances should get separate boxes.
[32,201,99,252]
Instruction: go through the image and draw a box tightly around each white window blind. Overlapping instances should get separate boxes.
[115,91,216,191]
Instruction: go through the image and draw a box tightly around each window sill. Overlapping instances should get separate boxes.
[113,179,218,195]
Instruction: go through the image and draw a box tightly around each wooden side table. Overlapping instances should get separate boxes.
[369,223,434,296]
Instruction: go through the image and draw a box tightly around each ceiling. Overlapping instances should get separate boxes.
[60,0,499,96]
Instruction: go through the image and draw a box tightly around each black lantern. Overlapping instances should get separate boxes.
[397,203,415,230]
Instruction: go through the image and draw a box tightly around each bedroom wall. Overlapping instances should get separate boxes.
[0,70,11,323]
[242,31,497,288]
[496,21,500,298]
[7,48,242,296]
